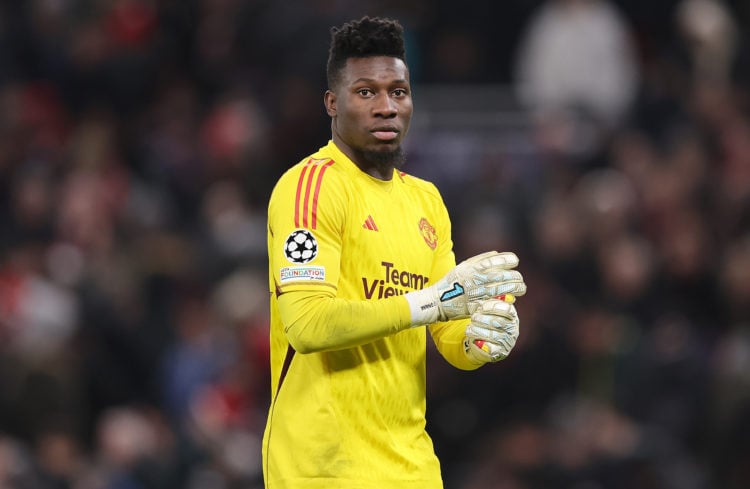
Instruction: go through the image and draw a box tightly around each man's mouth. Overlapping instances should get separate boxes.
[371,128,399,141]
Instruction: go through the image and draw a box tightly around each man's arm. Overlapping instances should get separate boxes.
[278,290,412,353]
[279,251,525,353]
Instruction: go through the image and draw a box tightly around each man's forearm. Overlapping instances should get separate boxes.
[278,290,412,353]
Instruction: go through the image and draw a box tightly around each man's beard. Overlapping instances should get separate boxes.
[359,146,406,174]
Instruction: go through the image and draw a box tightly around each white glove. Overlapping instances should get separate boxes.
[405,251,526,326]
[464,297,520,364]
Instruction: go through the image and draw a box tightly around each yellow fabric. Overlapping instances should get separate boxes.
[263,141,478,489]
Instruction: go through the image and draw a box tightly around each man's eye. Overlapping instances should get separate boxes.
[358,89,373,96]
[393,89,407,96]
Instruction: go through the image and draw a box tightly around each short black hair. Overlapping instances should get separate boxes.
[326,16,406,90]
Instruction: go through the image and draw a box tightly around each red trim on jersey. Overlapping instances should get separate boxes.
[294,159,313,227]
[311,160,334,229]
[302,165,319,228]
[294,158,334,229]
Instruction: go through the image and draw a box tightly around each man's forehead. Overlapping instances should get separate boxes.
[341,56,409,82]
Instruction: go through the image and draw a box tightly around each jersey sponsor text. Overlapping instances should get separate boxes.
[362,261,429,299]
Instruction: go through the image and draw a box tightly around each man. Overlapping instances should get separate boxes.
[263,16,527,489]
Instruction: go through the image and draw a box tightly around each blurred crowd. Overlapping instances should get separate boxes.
[0,1,748,488]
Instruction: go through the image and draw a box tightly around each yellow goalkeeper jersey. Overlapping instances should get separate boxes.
[263,140,475,489]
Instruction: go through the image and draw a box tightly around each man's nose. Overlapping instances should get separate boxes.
[373,94,397,117]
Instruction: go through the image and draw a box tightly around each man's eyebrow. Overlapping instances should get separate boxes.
[351,77,409,84]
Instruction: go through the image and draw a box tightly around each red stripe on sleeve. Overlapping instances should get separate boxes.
[311,160,334,229]
[294,159,313,227]
[302,164,319,228]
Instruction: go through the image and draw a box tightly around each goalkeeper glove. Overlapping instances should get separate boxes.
[464,296,519,364]
[405,251,525,326]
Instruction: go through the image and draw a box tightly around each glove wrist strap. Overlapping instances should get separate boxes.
[404,288,440,326]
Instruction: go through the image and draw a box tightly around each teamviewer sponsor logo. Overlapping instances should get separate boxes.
[361,261,429,299]
[280,266,326,283]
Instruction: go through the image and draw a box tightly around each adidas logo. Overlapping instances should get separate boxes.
[362,215,379,231]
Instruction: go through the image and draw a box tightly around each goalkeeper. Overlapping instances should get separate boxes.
[263,15,527,489]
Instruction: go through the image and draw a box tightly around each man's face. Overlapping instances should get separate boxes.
[325,56,413,175]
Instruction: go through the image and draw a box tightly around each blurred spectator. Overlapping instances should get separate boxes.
[675,0,738,87]
[514,0,639,158]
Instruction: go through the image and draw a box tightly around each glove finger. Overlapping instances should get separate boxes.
[464,337,493,363]
[458,251,504,271]
[467,324,517,344]
[471,311,517,331]
[472,281,527,301]
[491,277,526,297]
[474,269,523,283]
[475,271,525,291]
[476,251,519,270]
[484,340,512,362]
[466,290,523,314]
[468,269,525,292]
[476,300,517,319]
[460,251,503,264]
[467,336,513,363]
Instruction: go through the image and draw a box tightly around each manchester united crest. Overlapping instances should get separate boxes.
[418,218,437,250]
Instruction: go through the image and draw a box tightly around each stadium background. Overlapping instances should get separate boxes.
[0,0,749,488]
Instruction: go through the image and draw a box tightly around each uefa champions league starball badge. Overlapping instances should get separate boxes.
[284,229,318,264]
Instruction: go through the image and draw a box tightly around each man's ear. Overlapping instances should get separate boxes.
[324,90,336,117]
